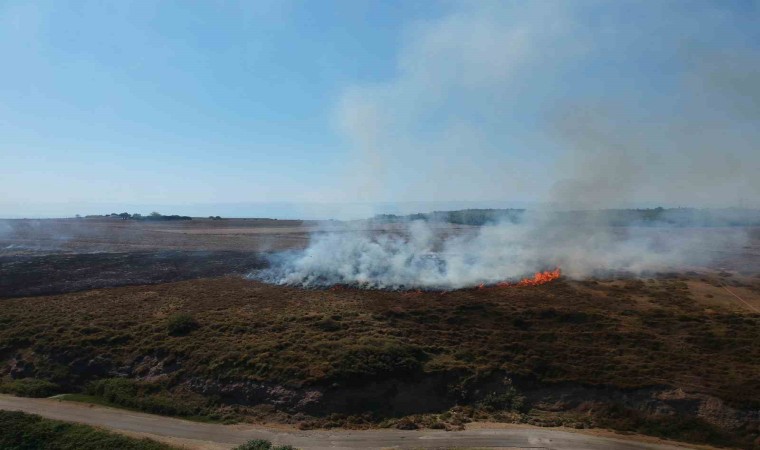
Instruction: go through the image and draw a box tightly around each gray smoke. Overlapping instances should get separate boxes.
[253,211,751,290]
[253,1,759,289]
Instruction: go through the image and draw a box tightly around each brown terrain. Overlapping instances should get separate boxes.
[0,218,758,449]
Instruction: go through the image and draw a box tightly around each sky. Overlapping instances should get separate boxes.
[1,0,759,218]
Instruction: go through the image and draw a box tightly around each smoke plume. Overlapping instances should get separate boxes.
[254,211,751,289]
[254,1,759,289]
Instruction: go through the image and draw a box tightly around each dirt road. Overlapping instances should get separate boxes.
[0,395,695,450]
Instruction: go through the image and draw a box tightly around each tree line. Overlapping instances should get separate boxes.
[82,212,193,221]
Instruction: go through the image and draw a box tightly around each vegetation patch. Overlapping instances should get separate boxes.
[166,313,199,336]
[1,275,758,447]
[233,439,297,450]
[84,378,222,421]
[591,404,753,449]
[0,410,176,450]
[0,378,60,398]
[331,340,426,382]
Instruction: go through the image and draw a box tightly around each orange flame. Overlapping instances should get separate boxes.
[494,268,562,288]
[328,268,561,293]
[477,269,562,289]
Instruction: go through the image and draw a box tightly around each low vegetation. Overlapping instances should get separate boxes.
[234,440,296,450]
[0,378,60,398]
[84,378,214,420]
[0,410,175,450]
[1,275,758,447]
[166,313,199,336]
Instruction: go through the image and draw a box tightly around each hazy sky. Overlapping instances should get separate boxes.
[1,0,759,217]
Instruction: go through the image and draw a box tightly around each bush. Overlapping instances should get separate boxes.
[233,439,296,450]
[0,410,173,450]
[166,313,198,336]
[330,341,426,381]
[86,378,137,405]
[85,378,206,417]
[478,378,526,412]
[593,404,750,448]
[0,378,60,398]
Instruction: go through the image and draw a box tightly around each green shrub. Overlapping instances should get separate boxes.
[594,404,750,448]
[331,341,425,381]
[84,378,212,418]
[166,313,198,336]
[0,378,60,398]
[86,378,137,405]
[233,439,297,450]
[478,378,526,412]
[0,410,174,450]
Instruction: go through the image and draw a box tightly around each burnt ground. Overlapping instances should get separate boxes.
[0,251,268,298]
[0,217,315,253]
[0,219,759,448]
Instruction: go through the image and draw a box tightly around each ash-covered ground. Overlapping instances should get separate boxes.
[0,251,268,298]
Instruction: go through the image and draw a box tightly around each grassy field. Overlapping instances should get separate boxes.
[1,272,758,447]
[1,219,759,447]
[0,410,175,450]
[2,275,757,399]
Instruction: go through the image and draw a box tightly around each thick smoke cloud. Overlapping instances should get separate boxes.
[335,1,760,206]
[255,212,749,289]
[255,1,759,288]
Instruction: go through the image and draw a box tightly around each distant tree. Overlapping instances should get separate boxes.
[132,213,142,219]
[75,214,81,218]
[141,212,191,221]
[118,212,131,220]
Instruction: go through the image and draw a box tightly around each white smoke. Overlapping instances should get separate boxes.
[254,1,759,289]
[253,212,749,290]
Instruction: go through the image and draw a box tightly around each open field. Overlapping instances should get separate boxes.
[0,218,316,253]
[0,218,477,254]
[1,218,759,448]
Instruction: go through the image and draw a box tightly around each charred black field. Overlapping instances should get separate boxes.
[0,251,268,298]
[1,217,759,449]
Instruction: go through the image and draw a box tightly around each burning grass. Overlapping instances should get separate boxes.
[479,269,562,289]
[267,268,564,293]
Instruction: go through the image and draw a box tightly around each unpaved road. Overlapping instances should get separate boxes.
[0,395,695,450]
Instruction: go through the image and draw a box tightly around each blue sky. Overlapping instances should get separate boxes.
[1,1,759,218]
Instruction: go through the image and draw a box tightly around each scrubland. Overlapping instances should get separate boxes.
[2,274,758,447]
[1,219,758,448]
